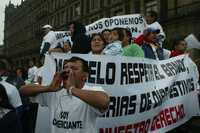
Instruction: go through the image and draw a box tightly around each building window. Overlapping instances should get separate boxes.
[145,0,158,13]
[104,0,110,7]
[111,0,121,4]
[134,0,141,13]
[66,8,70,23]
[70,6,73,19]
[90,0,99,11]
[177,0,192,6]
[111,6,125,16]
[167,0,176,17]
[168,0,175,9]
[60,12,63,25]
[57,13,60,26]
[74,2,81,16]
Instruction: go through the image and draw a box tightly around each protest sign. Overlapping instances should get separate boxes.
[185,34,200,49]
[38,53,199,133]
[54,31,73,48]
[86,14,147,37]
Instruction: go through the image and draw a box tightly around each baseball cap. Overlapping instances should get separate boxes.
[42,24,53,29]
[144,27,160,34]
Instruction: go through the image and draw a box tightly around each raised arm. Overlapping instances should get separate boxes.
[63,69,110,113]
[71,87,110,113]
[20,72,62,96]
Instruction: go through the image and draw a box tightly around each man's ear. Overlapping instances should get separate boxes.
[82,73,89,82]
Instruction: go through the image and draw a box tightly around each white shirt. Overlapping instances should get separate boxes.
[62,32,73,48]
[28,66,38,82]
[163,49,171,59]
[88,51,93,55]
[0,81,22,119]
[40,31,73,54]
[40,31,57,54]
[36,85,105,133]
[102,41,123,55]
[34,66,44,83]
[0,81,22,109]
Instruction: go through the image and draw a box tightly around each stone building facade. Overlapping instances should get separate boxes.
[3,0,200,68]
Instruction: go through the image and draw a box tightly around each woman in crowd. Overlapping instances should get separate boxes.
[101,29,111,44]
[102,28,124,55]
[68,21,91,54]
[122,28,144,57]
[89,33,106,55]
[170,37,187,57]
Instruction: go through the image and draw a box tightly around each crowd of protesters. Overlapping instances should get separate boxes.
[0,10,199,133]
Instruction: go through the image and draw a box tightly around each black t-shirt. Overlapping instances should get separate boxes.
[71,34,91,54]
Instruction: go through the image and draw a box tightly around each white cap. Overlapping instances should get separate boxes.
[42,24,53,29]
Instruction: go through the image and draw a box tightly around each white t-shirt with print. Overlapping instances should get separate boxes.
[36,85,105,133]
[102,41,123,55]
[34,66,44,83]
[28,66,38,82]
[40,31,58,54]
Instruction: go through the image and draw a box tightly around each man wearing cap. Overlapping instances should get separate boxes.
[146,11,166,47]
[40,25,72,55]
[141,27,164,60]
[40,25,56,55]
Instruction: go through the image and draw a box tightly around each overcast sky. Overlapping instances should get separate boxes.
[0,0,21,45]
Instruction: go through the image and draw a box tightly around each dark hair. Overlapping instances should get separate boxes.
[172,35,185,48]
[147,11,158,20]
[91,33,107,45]
[16,67,23,72]
[111,28,124,41]
[68,21,86,35]
[64,57,89,73]
[101,29,111,34]
[124,28,132,44]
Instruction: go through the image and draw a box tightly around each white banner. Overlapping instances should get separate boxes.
[86,14,147,37]
[40,53,199,133]
[185,34,200,49]
[54,31,72,47]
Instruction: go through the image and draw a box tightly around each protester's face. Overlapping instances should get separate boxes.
[146,15,155,24]
[175,41,187,52]
[110,30,119,42]
[102,31,110,43]
[91,35,105,54]
[69,24,75,36]
[29,61,33,67]
[146,32,157,43]
[63,61,87,86]
[16,69,22,77]
[122,30,130,47]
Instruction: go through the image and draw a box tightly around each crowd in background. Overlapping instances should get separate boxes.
[0,11,199,133]
[0,11,191,87]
